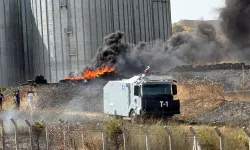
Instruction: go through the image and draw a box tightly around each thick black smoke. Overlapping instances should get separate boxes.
[220,0,250,49]
[92,32,145,73]
[165,22,225,64]
[92,21,226,73]
[92,32,129,68]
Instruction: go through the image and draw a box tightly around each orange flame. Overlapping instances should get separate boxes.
[64,66,116,80]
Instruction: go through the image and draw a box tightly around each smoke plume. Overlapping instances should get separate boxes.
[92,0,250,73]
[220,0,250,49]
[92,21,226,73]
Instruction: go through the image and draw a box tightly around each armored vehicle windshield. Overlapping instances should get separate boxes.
[143,84,172,96]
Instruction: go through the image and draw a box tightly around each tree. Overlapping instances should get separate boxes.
[172,23,185,35]
[184,26,194,33]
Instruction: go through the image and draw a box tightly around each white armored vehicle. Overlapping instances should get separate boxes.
[104,74,180,121]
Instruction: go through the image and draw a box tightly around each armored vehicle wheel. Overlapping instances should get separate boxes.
[109,114,117,120]
[109,114,122,120]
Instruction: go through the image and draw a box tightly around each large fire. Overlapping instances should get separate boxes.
[64,65,116,80]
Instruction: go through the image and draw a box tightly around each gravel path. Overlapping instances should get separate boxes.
[196,100,250,125]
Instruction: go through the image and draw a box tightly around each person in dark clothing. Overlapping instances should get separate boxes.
[14,90,20,110]
[0,92,4,109]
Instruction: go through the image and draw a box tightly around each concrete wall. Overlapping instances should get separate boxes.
[21,0,172,83]
[0,0,25,87]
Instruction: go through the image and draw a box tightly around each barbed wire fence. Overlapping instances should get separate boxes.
[0,119,250,150]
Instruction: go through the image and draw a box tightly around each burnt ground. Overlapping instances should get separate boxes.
[168,70,250,91]
[36,81,105,112]
[2,78,108,113]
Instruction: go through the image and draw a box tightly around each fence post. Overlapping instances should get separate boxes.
[243,127,250,150]
[164,126,173,150]
[189,126,200,150]
[59,122,66,150]
[118,124,128,150]
[25,119,34,150]
[140,125,151,150]
[63,125,68,150]
[0,120,5,150]
[101,131,107,150]
[10,118,19,150]
[98,123,107,150]
[214,126,224,150]
[79,123,86,150]
[42,121,49,150]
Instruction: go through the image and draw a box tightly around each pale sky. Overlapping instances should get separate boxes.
[171,0,225,23]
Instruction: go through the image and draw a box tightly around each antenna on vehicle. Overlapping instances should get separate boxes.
[144,66,151,74]
[141,66,150,79]
[136,66,151,84]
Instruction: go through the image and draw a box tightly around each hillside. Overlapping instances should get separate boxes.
[177,19,223,34]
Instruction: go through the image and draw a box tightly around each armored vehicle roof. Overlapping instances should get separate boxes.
[119,75,177,84]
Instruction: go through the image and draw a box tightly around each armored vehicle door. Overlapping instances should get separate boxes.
[132,85,142,114]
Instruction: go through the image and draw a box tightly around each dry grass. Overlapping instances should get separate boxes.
[46,120,247,150]
[224,91,250,101]
[101,120,249,150]
[2,85,38,111]
[2,116,248,150]
[177,80,225,119]
[45,125,102,150]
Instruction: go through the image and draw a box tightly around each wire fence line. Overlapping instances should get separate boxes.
[0,119,250,150]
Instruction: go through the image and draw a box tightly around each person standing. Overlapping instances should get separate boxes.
[0,92,4,109]
[27,88,35,110]
[14,90,20,110]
